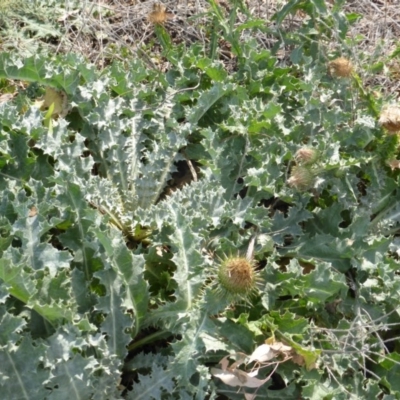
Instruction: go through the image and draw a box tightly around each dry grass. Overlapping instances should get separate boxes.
[343,0,400,98]
[1,0,399,100]
[3,0,398,97]
[41,0,399,96]
[54,1,213,67]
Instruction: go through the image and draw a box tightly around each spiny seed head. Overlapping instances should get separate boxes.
[288,166,314,191]
[216,255,259,303]
[294,147,319,165]
[379,105,400,134]
[328,57,353,78]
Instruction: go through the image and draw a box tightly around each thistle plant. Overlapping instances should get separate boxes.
[1,1,400,399]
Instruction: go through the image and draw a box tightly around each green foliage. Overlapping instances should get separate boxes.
[1,0,400,399]
[0,0,65,57]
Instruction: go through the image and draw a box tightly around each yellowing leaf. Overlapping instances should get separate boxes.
[290,344,320,370]
[41,87,68,117]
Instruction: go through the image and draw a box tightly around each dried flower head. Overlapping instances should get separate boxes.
[387,159,400,171]
[216,255,260,303]
[328,57,353,78]
[379,105,400,134]
[294,147,318,165]
[147,3,174,25]
[288,166,314,191]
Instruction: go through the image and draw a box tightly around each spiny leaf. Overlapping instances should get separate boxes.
[95,228,149,337]
[0,337,50,400]
[95,268,133,358]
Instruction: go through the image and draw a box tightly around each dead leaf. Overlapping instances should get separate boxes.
[291,352,305,367]
[248,344,275,363]
[211,367,270,388]
[0,93,16,103]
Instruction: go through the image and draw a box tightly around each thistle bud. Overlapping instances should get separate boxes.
[328,57,353,78]
[294,147,319,165]
[379,105,400,134]
[216,255,259,302]
[288,166,314,191]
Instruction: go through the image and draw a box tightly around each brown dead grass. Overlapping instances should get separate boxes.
[6,0,398,96]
